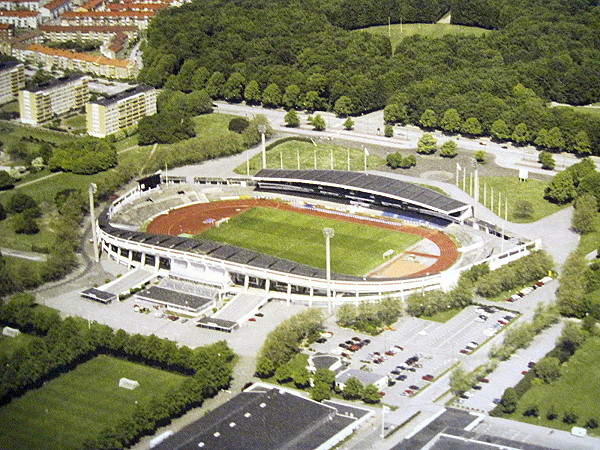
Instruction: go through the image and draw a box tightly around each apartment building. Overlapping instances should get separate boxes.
[40,0,73,20]
[0,10,40,29]
[86,84,156,137]
[39,24,138,42]
[19,74,89,125]
[0,23,14,39]
[0,0,40,11]
[60,10,155,29]
[0,60,24,104]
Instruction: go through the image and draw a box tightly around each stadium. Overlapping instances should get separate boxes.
[95,169,539,326]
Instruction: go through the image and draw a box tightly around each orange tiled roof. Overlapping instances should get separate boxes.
[0,23,14,28]
[27,44,133,68]
[61,10,155,18]
[40,24,137,32]
[0,10,38,17]
[80,0,104,10]
[43,0,71,10]
[106,2,167,11]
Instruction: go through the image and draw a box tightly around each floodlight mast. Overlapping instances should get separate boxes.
[89,183,99,262]
[258,124,267,169]
[323,227,335,314]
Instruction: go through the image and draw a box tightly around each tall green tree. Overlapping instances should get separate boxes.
[538,151,555,170]
[491,119,510,141]
[205,71,226,99]
[461,117,482,136]
[0,171,14,190]
[284,109,300,127]
[440,140,458,157]
[308,114,326,131]
[572,193,597,234]
[222,73,246,102]
[440,108,462,133]
[546,127,565,152]
[420,109,437,129]
[190,66,210,91]
[534,128,548,148]
[573,131,591,156]
[262,83,282,107]
[512,123,530,145]
[384,103,408,124]
[244,80,262,105]
[342,377,363,400]
[499,387,518,414]
[334,96,354,117]
[544,170,576,204]
[362,384,381,404]
[283,85,301,109]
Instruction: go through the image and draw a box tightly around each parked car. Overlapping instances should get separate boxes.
[460,349,471,354]
[316,337,327,344]
[385,351,395,356]
[248,317,256,322]
[391,369,401,375]
[255,312,264,317]
[409,385,420,390]
[473,385,482,390]
[396,374,407,381]
[521,370,529,375]
[404,389,414,395]
[477,377,490,383]
[422,374,434,381]
[394,345,404,351]
[498,319,508,325]
[527,361,536,368]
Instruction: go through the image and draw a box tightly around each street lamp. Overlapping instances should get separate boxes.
[89,183,99,263]
[323,227,334,314]
[258,124,267,169]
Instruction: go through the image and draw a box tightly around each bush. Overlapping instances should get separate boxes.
[538,151,555,170]
[228,117,250,133]
[386,152,415,169]
[13,211,39,234]
[384,124,393,137]
[7,192,37,213]
[0,170,14,190]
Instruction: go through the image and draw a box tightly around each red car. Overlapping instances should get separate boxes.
[521,370,529,375]
[404,389,414,395]
[385,351,395,356]
[422,374,434,381]
[248,317,256,322]
[460,349,470,354]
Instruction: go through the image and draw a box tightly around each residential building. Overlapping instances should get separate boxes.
[0,0,40,11]
[60,10,155,29]
[39,25,138,42]
[0,23,14,39]
[0,10,40,29]
[0,59,23,103]
[40,0,73,21]
[100,30,128,59]
[19,74,89,124]
[86,84,156,137]
[13,43,138,79]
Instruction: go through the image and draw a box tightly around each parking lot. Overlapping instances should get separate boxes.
[312,303,521,407]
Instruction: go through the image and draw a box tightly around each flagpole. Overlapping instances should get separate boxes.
[347,148,350,171]
[280,151,283,169]
[314,148,317,169]
[297,149,300,170]
[462,167,466,191]
[330,148,334,169]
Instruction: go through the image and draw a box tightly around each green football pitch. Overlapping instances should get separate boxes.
[0,355,187,450]
[198,207,422,276]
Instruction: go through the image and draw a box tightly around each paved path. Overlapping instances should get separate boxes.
[0,246,47,261]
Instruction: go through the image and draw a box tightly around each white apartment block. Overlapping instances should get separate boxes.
[86,85,156,137]
[19,74,89,125]
[0,60,24,104]
[0,10,40,29]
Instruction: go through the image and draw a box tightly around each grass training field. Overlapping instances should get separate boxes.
[509,336,600,435]
[0,354,187,450]
[233,140,385,176]
[463,176,566,223]
[198,207,422,276]
[361,23,490,52]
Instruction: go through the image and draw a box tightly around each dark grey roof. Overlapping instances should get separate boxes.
[255,169,469,214]
[24,74,87,93]
[311,354,340,370]
[196,317,238,331]
[135,285,211,310]
[90,85,154,106]
[80,288,116,303]
[154,387,361,450]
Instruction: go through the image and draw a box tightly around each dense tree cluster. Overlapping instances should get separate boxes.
[557,250,600,319]
[0,293,235,448]
[406,272,475,318]
[140,0,599,152]
[544,158,597,205]
[336,298,402,334]
[256,308,324,377]
[49,138,117,175]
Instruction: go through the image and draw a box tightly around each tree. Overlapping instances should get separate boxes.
[292,367,310,388]
[187,90,213,115]
[420,109,437,129]
[417,133,437,154]
[440,108,462,133]
[302,91,323,112]
[204,71,225,98]
[228,117,250,133]
[49,138,117,174]
[222,72,245,102]
[138,112,195,145]
[274,364,293,383]
[284,109,300,127]
[362,384,381,404]
[343,117,354,130]
[440,140,458,157]
[534,128,548,148]
[308,114,326,131]
[255,357,275,378]
[474,150,486,163]
[545,127,565,152]
[563,410,578,424]
[512,123,530,145]
[533,356,561,383]
[577,172,600,210]
[262,83,282,107]
[513,200,534,219]
[545,170,576,204]
[573,131,591,156]
[449,366,473,394]
[334,96,353,117]
[342,377,363,400]
[384,124,393,137]
[0,170,14,190]
[384,103,408,124]
[7,192,37,213]
[490,119,510,141]
[13,210,39,234]
[499,387,518,414]
[244,80,262,105]
[311,381,331,402]
[572,193,597,234]
[190,66,210,91]
[282,85,301,109]
[461,117,482,136]
[538,151,555,170]
[337,303,357,326]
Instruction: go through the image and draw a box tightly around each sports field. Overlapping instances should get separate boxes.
[198,207,422,276]
[0,355,187,450]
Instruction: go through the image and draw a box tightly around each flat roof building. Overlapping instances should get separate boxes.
[86,85,156,137]
[19,74,89,125]
[0,60,24,104]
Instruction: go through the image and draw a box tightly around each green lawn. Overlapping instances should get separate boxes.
[193,113,240,136]
[508,335,600,435]
[0,354,187,450]
[61,114,87,132]
[0,332,42,357]
[233,140,385,176]
[0,101,19,113]
[579,214,600,256]
[198,206,421,276]
[463,176,566,223]
[361,23,490,52]
[421,307,462,323]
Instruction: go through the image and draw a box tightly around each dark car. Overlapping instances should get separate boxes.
[363,339,371,344]
[527,361,536,368]
[396,374,407,381]
[255,312,264,317]
[473,385,482,390]
[409,385,420,390]
[339,343,348,349]
[477,377,490,383]
[316,337,327,344]
[391,369,401,375]
[352,336,361,342]
[345,340,353,345]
